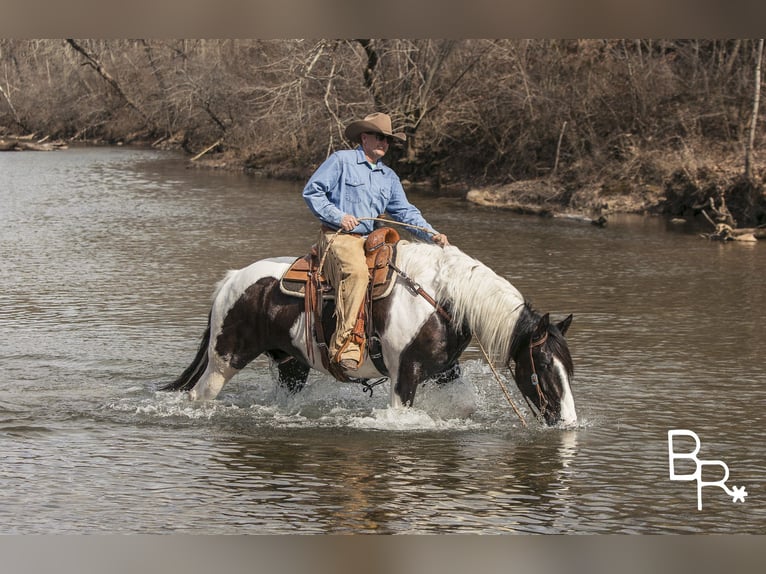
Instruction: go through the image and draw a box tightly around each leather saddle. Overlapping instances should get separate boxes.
[278,226,400,382]
[279,227,400,301]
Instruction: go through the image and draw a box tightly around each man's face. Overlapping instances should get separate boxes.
[361,132,390,162]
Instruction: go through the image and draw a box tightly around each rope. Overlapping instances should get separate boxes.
[475,338,528,428]
[357,216,438,237]
[316,227,343,279]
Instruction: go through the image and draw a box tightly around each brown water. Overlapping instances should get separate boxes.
[1,146,764,533]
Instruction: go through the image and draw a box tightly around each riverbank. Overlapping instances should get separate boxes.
[5,133,766,235]
[464,143,766,230]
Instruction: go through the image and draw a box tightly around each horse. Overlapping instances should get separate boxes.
[161,240,577,426]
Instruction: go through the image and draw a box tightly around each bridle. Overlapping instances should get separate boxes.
[522,331,550,422]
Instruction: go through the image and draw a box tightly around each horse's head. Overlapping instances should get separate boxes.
[510,312,576,427]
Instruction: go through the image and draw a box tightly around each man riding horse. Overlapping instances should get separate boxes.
[303,112,450,373]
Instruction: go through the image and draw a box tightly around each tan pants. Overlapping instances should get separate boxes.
[318,230,368,364]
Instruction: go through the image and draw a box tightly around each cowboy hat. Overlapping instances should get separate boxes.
[344,112,407,143]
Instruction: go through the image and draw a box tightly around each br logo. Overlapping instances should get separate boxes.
[668,430,747,510]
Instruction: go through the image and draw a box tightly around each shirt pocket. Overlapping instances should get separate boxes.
[342,176,365,203]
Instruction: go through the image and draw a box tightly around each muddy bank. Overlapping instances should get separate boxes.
[464,154,766,232]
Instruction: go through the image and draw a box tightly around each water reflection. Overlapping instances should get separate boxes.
[199,427,582,534]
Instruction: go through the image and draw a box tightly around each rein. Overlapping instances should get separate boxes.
[476,339,528,428]
[523,332,549,423]
[358,217,438,237]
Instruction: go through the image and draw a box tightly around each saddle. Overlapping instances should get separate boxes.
[279,227,401,381]
[279,227,400,301]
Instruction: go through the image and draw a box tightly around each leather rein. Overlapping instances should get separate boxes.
[522,331,550,422]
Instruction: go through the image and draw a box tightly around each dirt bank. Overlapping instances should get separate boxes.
[463,146,766,232]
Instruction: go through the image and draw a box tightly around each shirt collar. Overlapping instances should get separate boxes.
[355,146,386,172]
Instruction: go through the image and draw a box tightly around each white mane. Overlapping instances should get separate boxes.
[400,243,526,361]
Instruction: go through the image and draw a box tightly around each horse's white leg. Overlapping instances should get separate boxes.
[188,356,237,401]
[389,376,405,409]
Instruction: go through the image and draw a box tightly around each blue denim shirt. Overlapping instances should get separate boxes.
[303,148,436,241]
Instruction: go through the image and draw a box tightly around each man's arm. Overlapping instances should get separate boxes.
[303,154,345,228]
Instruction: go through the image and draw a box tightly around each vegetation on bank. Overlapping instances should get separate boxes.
[2,38,766,229]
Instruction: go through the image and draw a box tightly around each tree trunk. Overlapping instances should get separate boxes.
[356,39,383,111]
[745,38,764,180]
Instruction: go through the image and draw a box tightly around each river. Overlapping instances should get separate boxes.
[1,146,764,534]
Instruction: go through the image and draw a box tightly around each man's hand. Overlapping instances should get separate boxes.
[340,214,360,231]
[432,233,450,247]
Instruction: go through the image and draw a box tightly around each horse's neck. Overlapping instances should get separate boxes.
[401,243,525,360]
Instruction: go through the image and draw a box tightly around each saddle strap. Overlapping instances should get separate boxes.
[366,273,389,377]
[304,270,327,368]
[388,261,452,323]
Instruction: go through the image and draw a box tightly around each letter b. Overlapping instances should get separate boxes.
[668,429,701,481]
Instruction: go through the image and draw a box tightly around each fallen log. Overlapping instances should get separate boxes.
[701,213,764,241]
[191,139,223,162]
[699,197,765,241]
[553,213,608,227]
[0,138,67,151]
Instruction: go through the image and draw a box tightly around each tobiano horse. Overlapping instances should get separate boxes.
[162,240,577,426]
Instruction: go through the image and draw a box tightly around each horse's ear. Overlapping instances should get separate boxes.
[556,314,573,336]
[533,313,550,340]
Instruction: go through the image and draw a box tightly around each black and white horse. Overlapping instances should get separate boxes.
[162,241,577,426]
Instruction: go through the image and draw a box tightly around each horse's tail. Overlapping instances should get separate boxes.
[160,312,211,392]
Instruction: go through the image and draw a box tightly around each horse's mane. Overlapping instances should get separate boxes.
[401,243,526,361]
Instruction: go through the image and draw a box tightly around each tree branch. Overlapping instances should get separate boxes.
[65,39,149,126]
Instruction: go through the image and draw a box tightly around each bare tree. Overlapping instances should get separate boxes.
[65,39,150,128]
[745,38,764,180]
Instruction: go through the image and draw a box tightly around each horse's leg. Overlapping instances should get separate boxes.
[188,274,306,401]
[188,356,239,401]
[389,317,471,408]
[391,362,424,407]
[274,354,310,394]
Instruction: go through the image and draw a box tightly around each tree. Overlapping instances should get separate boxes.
[745,38,764,181]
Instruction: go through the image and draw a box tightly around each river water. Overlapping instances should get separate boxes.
[1,146,764,534]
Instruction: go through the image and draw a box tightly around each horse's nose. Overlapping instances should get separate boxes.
[560,413,578,427]
[545,409,577,427]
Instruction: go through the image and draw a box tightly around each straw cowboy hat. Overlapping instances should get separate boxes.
[344,112,407,143]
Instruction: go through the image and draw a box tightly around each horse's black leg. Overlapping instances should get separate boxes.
[392,312,470,407]
[395,361,461,405]
[393,363,423,407]
[275,355,310,394]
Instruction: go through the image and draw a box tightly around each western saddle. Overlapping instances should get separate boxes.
[279,227,401,381]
